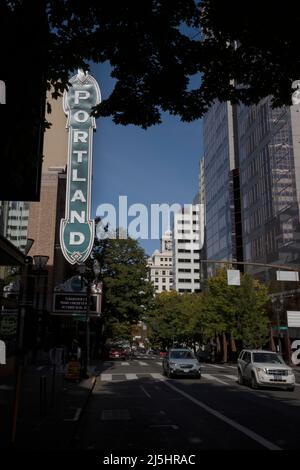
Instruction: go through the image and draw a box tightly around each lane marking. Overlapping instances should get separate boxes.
[126,374,138,380]
[140,385,152,398]
[157,377,282,450]
[202,374,229,385]
[64,407,82,422]
[149,424,178,430]
[0,385,14,391]
[36,366,45,371]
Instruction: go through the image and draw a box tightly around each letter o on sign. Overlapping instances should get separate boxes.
[74,110,89,123]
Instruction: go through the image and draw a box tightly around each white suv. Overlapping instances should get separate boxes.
[237,349,295,391]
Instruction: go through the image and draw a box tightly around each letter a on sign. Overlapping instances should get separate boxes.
[60,70,101,264]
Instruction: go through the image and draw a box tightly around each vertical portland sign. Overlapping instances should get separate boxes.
[60,70,101,264]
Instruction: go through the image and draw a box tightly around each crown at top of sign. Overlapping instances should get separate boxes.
[76,69,89,84]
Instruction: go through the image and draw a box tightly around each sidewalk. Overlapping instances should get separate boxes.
[0,359,97,450]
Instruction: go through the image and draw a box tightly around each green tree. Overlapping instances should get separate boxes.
[234,274,270,349]
[2,1,297,132]
[146,291,204,350]
[91,234,154,340]
[203,269,270,359]
[146,291,183,349]
[199,0,300,110]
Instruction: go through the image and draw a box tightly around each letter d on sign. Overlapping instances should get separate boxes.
[70,232,85,245]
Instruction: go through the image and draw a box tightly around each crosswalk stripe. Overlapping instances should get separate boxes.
[223,374,237,381]
[138,361,148,366]
[150,373,165,380]
[156,362,162,366]
[100,374,112,381]
[202,374,229,385]
[206,364,226,369]
[121,362,130,366]
[98,372,241,385]
[125,374,138,380]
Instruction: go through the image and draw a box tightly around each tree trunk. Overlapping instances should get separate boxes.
[222,333,228,363]
[216,335,221,352]
[270,327,276,352]
[230,332,237,352]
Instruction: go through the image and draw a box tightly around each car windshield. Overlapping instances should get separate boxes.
[252,353,285,364]
[170,350,194,359]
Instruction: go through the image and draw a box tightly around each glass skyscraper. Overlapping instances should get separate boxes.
[237,98,300,278]
[203,97,300,280]
[203,102,239,276]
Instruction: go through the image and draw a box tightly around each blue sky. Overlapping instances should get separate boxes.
[90,63,203,256]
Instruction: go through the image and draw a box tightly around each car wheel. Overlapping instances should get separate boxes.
[167,368,173,379]
[238,370,244,385]
[195,372,201,379]
[251,373,259,390]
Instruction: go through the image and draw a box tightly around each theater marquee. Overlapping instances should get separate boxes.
[60,70,101,264]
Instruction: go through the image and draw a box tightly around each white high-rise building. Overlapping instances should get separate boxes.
[173,204,203,293]
[148,230,173,294]
[0,201,30,252]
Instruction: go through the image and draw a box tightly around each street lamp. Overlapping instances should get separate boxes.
[33,255,49,271]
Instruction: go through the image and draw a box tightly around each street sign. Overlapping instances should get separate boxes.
[287,311,300,327]
[276,271,299,282]
[273,326,288,330]
[227,269,240,286]
[60,70,101,265]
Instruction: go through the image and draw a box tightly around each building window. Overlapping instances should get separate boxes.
[162,278,166,283]
[155,278,159,282]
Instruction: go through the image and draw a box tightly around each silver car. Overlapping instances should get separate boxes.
[162,348,201,379]
[238,349,295,391]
